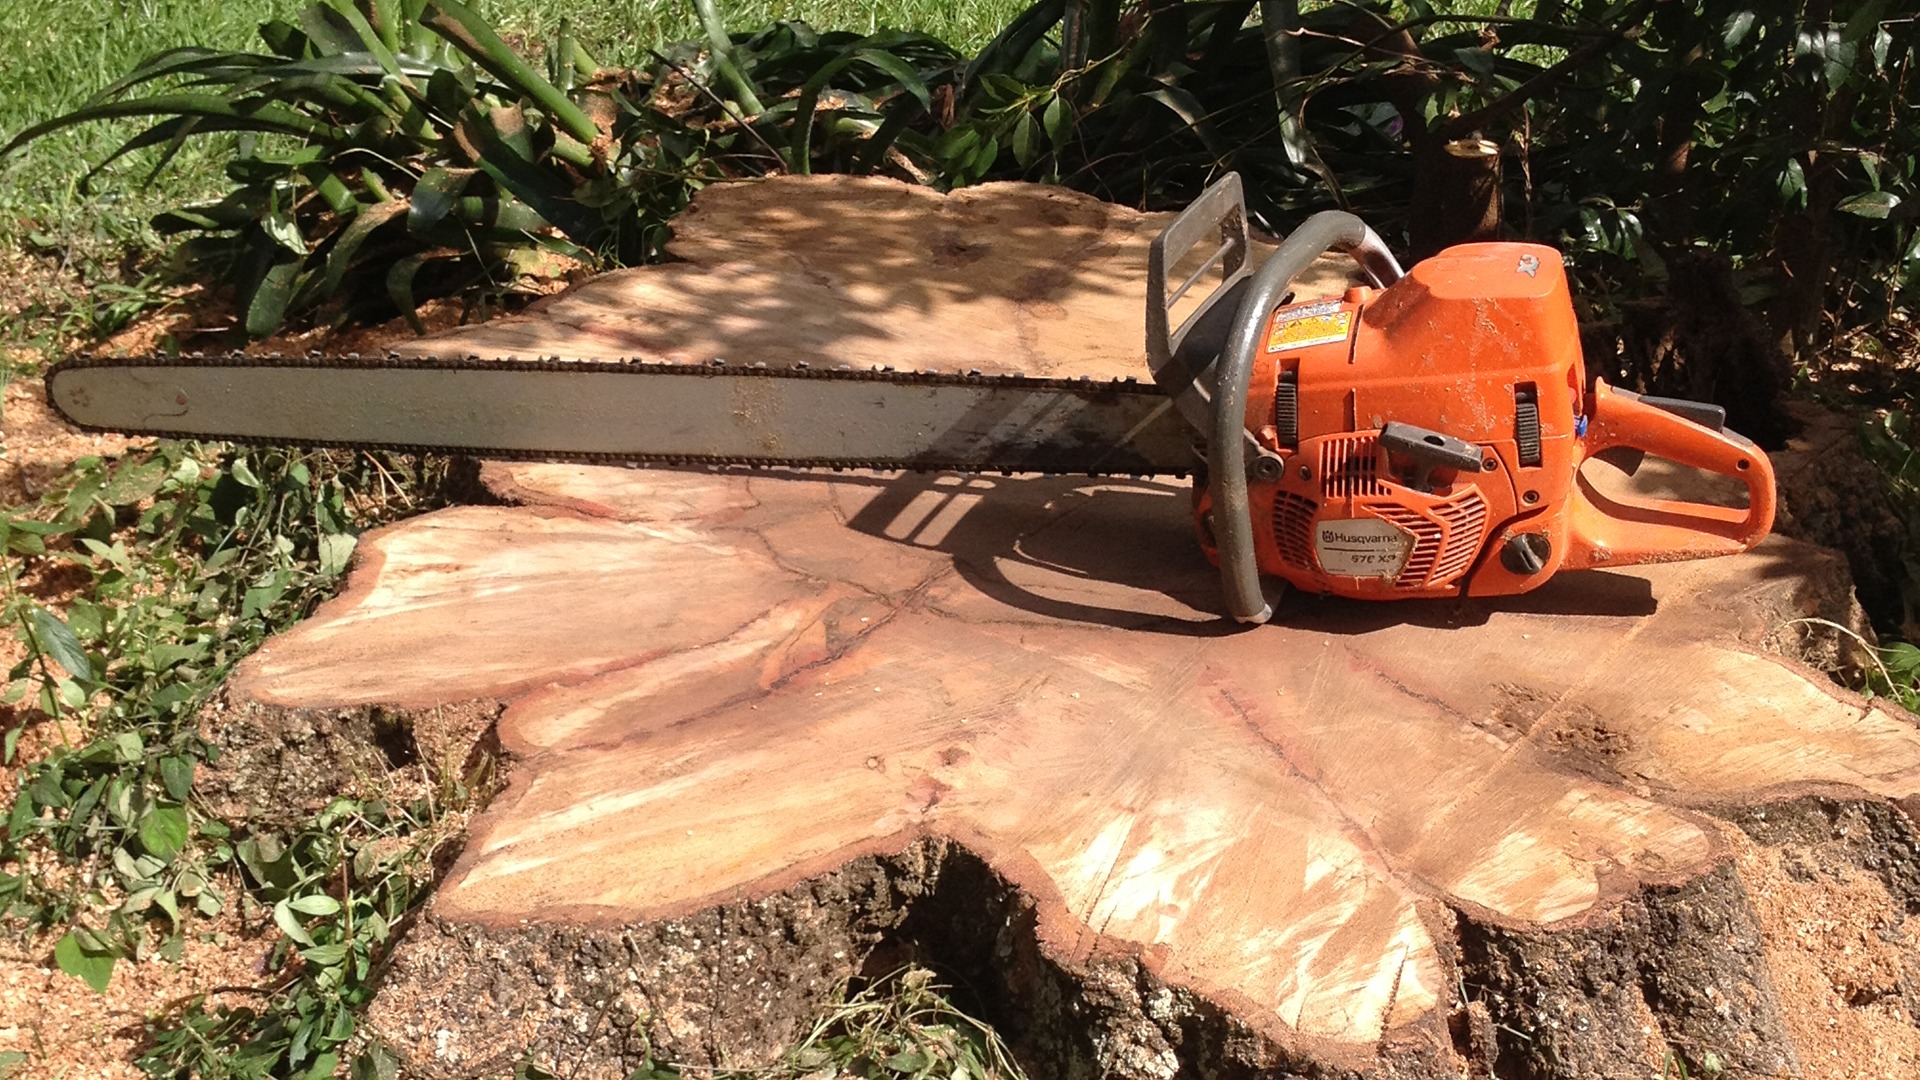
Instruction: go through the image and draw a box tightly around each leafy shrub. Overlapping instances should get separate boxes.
[2,0,651,336]
[1,0,969,338]
[925,0,1915,352]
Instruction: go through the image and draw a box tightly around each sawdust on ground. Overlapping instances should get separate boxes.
[0,899,278,1078]
[1726,821,1920,1078]
[1,372,135,509]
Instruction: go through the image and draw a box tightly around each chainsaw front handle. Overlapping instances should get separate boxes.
[1562,381,1776,571]
[1211,209,1404,624]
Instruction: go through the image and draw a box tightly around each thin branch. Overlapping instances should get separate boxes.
[646,48,787,170]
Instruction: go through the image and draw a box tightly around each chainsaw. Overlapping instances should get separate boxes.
[45,173,1775,624]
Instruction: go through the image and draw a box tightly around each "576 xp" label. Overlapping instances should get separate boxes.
[1314,518,1414,578]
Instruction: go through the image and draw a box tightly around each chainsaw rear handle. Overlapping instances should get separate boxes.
[1562,381,1776,570]
[1211,209,1404,624]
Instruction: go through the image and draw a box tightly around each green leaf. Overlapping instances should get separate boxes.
[56,678,87,710]
[114,731,145,762]
[1141,87,1224,158]
[788,44,929,174]
[421,0,600,143]
[408,166,477,235]
[240,238,304,338]
[53,931,116,992]
[264,202,307,255]
[274,899,316,945]
[5,517,77,537]
[1452,47,1496,76]
[882,1050,930,1072]
[318,199,408,298]
[160,755,197,801]
[1843,0,1889,45]
[65,600,106,642]
[352,1043,402,1080]
[139,805,190,861]
[1778,157,1807,204]
[301,942,350,966]
[1042,94,1069,151]
[230,456,261,489]
[452,105,597,244]
[318,533,358,576]
[7,784,35,838]
[288,893,343,916]
[77,539,130,571]
[100,457,169,506]
[385,251,449,335]
[242,577,289,620]
[1010,111,1037,167]
[150,639,211,671]
[1837,191,1900,219]
[1,92,344,159]
[30,607,93,681]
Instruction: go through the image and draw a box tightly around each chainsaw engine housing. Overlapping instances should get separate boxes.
[1197,243,1603,599]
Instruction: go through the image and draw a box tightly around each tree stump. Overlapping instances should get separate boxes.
[218,177,1920,1078]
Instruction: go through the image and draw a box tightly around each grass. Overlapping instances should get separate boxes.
[0,0,1029,252]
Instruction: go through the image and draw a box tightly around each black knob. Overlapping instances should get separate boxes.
[1501,532,1552,575]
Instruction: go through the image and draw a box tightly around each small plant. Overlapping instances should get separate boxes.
[1858,407,1920,629]
[509,965,1026,1080]
[0,441,445,1015]
[1662,1045,1726,1078]
[755,966,1025,1080]
[138,794,473,1079]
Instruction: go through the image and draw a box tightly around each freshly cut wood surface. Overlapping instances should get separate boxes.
[220,178,1920,1076]
[231,461,1920,1068]
[397,174,1358,374]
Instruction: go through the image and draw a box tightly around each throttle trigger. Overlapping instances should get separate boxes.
[1379,422,1484,491]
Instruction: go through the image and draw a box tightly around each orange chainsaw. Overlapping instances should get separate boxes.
[45,173,1774,624]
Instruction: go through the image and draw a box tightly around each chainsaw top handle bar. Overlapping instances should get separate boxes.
[1147,173,1404,624]
[1214,210,1403,623]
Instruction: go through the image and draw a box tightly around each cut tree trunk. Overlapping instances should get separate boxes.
[214,176,1920,1079]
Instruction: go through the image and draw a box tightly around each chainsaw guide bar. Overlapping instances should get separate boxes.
[45,353,1199,478]
[43,172,1781,625]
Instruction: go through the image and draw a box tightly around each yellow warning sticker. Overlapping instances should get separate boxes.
[1265,299,1351,353]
